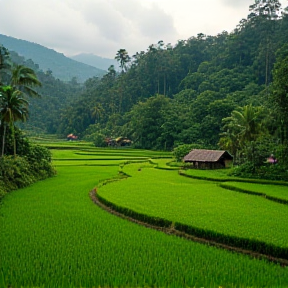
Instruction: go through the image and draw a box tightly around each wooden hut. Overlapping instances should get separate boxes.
[183,149,233,169]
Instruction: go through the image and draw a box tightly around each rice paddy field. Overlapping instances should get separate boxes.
[220,181,288,201]
[1,143,288,287]
[98,163,288,250]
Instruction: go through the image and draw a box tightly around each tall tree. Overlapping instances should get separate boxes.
[249,0,282,86]
[220,104,266,163]
[249,0,282,20]
[0,86,29,156]
[271,44,288,161]
[10,64,42,98]
[0,45,11,85]
[115,49,130,73]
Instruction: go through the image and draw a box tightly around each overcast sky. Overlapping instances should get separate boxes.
[0,0,287,58]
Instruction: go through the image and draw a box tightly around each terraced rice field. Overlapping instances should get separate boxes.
[220,181,288,201]
[98,163,288,250]
[1,145,288,287]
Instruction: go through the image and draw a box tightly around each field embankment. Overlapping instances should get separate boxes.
[1,145,288,287]
[97,162,288,262]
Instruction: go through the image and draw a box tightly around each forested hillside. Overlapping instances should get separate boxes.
[0,34,106,82]
[1,1,288,179]
[5,51,83,133]
[56,2,288,151]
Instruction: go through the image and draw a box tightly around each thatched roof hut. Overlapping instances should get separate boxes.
[183,149,233,169]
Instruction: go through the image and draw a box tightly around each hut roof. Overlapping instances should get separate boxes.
[183,149,233,163]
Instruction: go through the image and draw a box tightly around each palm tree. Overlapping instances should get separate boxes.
[223,104,264,144]
[91,103,104,123]
[0,86,29,156]
[115,49,130,73]
[10,64,42,98]
[220,104,266,163]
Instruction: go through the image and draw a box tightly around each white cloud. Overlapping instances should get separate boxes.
[219,0,254,8]
[1,0,285,58]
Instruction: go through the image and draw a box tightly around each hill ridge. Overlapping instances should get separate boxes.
[0,34,106,82]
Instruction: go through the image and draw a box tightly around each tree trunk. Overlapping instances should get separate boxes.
[13,125,16,157]
[163,74,166,96]
[265,44,269,87]
[1,124,6,157]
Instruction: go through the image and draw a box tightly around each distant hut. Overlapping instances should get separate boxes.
[183,149,233,169]
[67,133,78,141]
[115,137,132,147]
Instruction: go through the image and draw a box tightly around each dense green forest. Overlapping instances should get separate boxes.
[1,0,288,180]
[55,1,288,161]
[0,46,56,200]
[0,50,84,133]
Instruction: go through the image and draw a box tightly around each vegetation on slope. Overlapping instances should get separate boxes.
[45,1,288,180]
[0,50,56,201]
[0,34,106,82]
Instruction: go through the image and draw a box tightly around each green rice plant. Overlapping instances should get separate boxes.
[181,168,288,185]
[181,167,235,179]
[98,163,288,257]
[152,159,179,170]
[53,160,122,167]
[51,148,171,161]
[75,149,172,158]
[220,182,288,204]
[1,148,288,287]
[1,165,288,287]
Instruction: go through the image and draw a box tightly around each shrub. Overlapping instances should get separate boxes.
[172,143,204,162]
[229,163,288,181]
[0,143,56,202]
[0,156,34,192]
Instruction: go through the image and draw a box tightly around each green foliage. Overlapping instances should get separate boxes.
[270,44,288,158]
[115,49,130,72]
[2,2,288,176]
[172,143,204,161]
[220,104,268,164]
[56,12,288,153]
[0,156,35,190]
[123,94,170,150]
[0,86,29,156]
[0,138,55,201]
[8,52,84,134]
[98,163,288,253]
[1,147,288,287]
[230,162,288,181]
[0,126,30,156]
[25,144,55,179]
[91,132,107,147]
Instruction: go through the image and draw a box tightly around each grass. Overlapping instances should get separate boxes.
[220,181,288,201]
[51,147,172,160]
[181,167,288,186]
[98,163,288,250]
[181,167,240,180]
[1,147,288,287]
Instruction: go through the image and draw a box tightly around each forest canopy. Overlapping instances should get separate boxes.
[1,0,288,180]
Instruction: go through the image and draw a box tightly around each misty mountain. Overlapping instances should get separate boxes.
[70,53,119,71]
[0,34,106,83]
